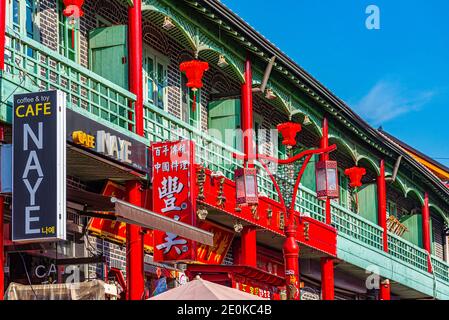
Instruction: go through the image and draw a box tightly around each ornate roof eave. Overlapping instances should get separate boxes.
[185,0,449,207]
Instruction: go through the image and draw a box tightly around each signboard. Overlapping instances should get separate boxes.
[66,109,148,173]
[234,281,272,299]
[196,221,234,265]
[13,90,66,242]
[152,140,196,262]
[88,181,154,252]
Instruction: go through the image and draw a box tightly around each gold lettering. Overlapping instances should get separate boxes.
[16,105,25,118]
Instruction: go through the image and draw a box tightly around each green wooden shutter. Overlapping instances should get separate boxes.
[208,99,241,151]
[357,183,378,224]
[400,214,423,247]
[301,154,316,191]
[339,171,349,208]
[89,25,128,88]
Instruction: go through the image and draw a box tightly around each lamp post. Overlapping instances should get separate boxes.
[233,122,338,300]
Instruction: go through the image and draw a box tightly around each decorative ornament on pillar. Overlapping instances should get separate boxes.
[277,122,302,148]
[344,166,366,188]
[283,218,300,300]
[180,60,209,113]
[315,160,339,200]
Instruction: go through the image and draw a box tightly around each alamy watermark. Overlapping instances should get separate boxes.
[366,5,381,30]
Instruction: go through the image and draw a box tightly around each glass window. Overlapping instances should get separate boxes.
[339,171,348,208]
[58,1,78,61]
[143,48,167,110]
[181,74,200,128]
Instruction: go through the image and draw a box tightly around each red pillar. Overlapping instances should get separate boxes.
[241,58,254,167]
[128,0,144,136]
[320,118,332,225]
[0,196,4,300]
[241,226,257,267]
[283,216,300,300]
[321,257,334,300]
[422,192,432,272]
[377,160,388,252]
[0,0,6,70]
[379,279,391,300]
[126,181,145,300]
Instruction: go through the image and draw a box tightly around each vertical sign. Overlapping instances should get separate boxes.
[13,90,66,242]
[152,140,196,262]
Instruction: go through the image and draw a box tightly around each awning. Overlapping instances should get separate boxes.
[67,187,214,246]
[111,198,214,246]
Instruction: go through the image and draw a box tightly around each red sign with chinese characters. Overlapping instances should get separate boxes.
[196,221,234,265]
[88,181,154,252]
[152,140,196,262]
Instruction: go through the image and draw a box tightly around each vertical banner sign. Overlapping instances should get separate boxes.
[152,140,196,262]
[13,90,66,242]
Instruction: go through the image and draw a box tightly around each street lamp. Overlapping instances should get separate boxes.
[315,160,339,200]
[235,168,259,206]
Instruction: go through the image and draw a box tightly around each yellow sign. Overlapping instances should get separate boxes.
[72,131,95,149]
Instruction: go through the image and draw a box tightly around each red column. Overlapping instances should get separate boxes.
[241,58,254,167]
[377,160,388,252]
[320,118,332,225]
[241,226,257,267]
[379,279,391,300]
[283,215,300,300]
[128,0,144,136]
[321,257,334,300]
[422,192,432,272]
[126,181,145,300]
[0,196,4,300]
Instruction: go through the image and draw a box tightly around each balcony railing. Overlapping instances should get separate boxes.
[2,29,136,130]
[331,202,384,252]
[3,31,449,289]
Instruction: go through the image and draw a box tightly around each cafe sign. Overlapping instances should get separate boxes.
[13,90,66,242]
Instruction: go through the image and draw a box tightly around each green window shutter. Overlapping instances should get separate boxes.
[208,99,241,151]
[400,214,423,247]
[357,183,378,224]
[89,25,128,88]
[301,154,317,191]
[338,171,349,208]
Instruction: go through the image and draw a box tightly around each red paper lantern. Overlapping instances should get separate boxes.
[180,60,209,112]
[277,122,302,147]
[62,0,85,19]
[344,166,366,188]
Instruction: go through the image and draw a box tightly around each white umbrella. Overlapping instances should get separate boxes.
[149,276,268,300]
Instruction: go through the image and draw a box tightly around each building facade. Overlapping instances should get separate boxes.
[0,0,449,300]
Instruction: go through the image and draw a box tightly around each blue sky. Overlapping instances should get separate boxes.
[222,0,449,167]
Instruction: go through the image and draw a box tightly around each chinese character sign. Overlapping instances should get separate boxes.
[152,140,196,262]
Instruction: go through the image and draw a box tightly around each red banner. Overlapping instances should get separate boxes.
[88,181,154,252]
[195,221,234,265]
[152,140,196,262]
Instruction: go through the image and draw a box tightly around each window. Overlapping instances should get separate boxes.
[58,0,79,61]
[338,170,349,208]
[387,201,397,218]
[144,47,168,110]
[8,0,36,56]
[181,74,200,128]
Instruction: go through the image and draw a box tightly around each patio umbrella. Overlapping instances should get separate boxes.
[149,276,268,300]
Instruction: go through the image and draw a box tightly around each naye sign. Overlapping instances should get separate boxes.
[13,90,66,242]
[66,109,148,173]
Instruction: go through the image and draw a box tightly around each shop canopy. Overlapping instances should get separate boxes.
[67,187,214,246]
[149,276,267,300]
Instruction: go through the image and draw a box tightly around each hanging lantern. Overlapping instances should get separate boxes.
[63,0,85,19]
[315,160,339,200]
[235,168,259,206]
[344,166,366,188]
[180,60,209,113]
[277,122,302,147]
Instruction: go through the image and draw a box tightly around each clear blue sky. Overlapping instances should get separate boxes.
[222,0,449,166]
